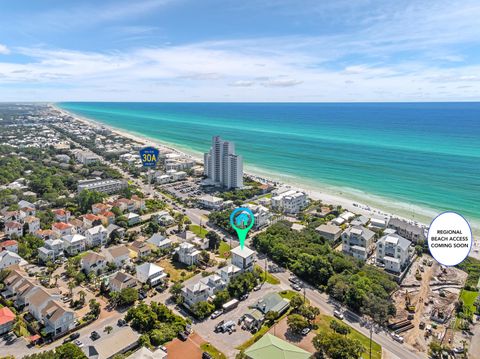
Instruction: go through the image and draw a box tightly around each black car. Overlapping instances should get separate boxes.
[70,332,80,340]
[178,331,188,341]
[202,352,213,359]
[117,319,127,327]
[90,331,101,340]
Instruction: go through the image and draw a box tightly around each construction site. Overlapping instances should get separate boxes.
[389,254,467,353]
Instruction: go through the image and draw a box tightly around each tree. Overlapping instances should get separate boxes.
[77,190,106,214]
[330,319,350,335]
[191,301,215,320]
[110,291,120,306]
[290,293,304,311]
[169,281,184,304]
[78,290,86,306]
[104,325,113,334]
[207,231,221,251]
[212,290,230,309]
[428,340,444,359]
[68,281,76,297]
[287,314,309,334]
[55,342,87,359]
[89,299,101,317]
[265,311,279,325]
[200,250,210,265]
[119,287,139,306]
[313,331,364,359]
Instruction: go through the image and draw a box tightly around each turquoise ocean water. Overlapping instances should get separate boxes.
[58,102,480,229]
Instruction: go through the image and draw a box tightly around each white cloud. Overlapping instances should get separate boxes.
[0,44,10,55]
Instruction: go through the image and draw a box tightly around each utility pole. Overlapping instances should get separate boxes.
[369,323,373,359]
[303,285,306,303]
[264,257,268,283]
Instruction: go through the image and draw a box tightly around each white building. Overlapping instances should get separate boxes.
[198,195,224,210]
[104,246,131,268]
[342,226,376,261]
[77,179,128,194]
[24,216,40,234]
[231,246,255,272]
[271,187,308,214]
[244,204,272,229]
[81,252,107,274]
[315,224,342,242]
[369,215,389,230]
[376,233,412,273]
[73,150,99,165]
[0,251,25,270]
[203,136,243,189]
[135,263,167,287]
[38,239,64,263]
[85,225,108,248]
[181,281,210,308]
[62,234,87,255]
[176,242,201,266]
[5,221,23,238]
[147,233,172,250]
[217,264,242,283]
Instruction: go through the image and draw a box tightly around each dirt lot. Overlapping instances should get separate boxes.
[392,255,467,353]
[165,332,206,359]
[268,316,316,354]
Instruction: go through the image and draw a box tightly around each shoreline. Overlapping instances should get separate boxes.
[51,104,480,239]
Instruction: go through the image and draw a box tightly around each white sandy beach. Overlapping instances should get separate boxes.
[52,104,480,246]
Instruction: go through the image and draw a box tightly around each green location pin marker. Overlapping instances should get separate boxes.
[230,207,255,249]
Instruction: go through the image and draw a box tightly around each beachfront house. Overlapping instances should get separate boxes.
[342,226,375,261]
[376,233,412,273]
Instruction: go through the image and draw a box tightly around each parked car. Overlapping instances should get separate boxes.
[202,353,213,359]
[70,332,80,340]
[117,319,127,327]
[211,310,223,319]
[240,293,249,301]
[253,284,262,291]
[301,327,311,336]
[333,310,344,320]
[159,345,167,352]
[452,347,464,354]
[90,331,101,340]
[74,339,84,348]
[291,283,302,291]
[178,331,188,341]
[392,334,404,343]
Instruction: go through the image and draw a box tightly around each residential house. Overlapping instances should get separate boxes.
[0,240,18,253]
[244,204,272,229]
[376,233,412,273]
[24,216,40,234]
[85,225,107,248]
[104,246,131,268]
[198,195,224,210]
[34,229,55,241]
[38,239,64,263]
[83,213,103,229]
[62,234,87,255]
[0,251,25,269]
[231,246,255,272]
[19,207,36,219]
[109,271,137,293]
[92,203,112,215]
[342,226,376,261]
[315,223,342,242]
[81,252,107,275]
[130,240,151,258]
[106,224,125,239]
[127,347,167,359]
[244,334,310,359]
[217,264,242,284]
[0,307,15,335]
[271,187,308,214]
[369,215,389,230]
[388,218,426,244]
[131,195,146,211]
[52,222,74,238]
[68,218,85,235]
[53,209,71,223]
[243,293,290,331]
[181,281,210,308]
[152,211,174,226]
[126,213,140,226]
[5,221,23,238]
[147,233,172,250]
[135,263,167,287]
[176,242,200,266]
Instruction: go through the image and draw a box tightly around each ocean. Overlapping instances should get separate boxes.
[58,102,480,231]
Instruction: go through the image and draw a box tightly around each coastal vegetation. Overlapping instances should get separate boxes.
[252,221,398,323]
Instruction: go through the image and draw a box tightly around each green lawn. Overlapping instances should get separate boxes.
[189,224,208,238]
[279,290,309,304]
[218,241,231,258]
[157,258,195,282]
[460,289,478,314]
[200,343,227,359]
[255,265,280,285]
[317,315,382,359]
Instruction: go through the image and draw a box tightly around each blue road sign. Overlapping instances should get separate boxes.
[139,147,159,167]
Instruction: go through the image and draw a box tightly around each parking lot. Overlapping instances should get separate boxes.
[192,283,281,358]
[160,179,203,199]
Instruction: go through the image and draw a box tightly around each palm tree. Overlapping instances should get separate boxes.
[68,281,76,297]
[104,325,113,334]
[78,290,86,305]
[53,274,60,287]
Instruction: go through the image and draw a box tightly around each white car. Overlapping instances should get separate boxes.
[392,334,404,343]
[333,310,344,320]
[74,339,84,348]
[210,310,223,319]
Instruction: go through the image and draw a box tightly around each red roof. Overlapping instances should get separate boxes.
[1,240,18,247]
[101,211,115,217]
[52,222,72,230]
[85,213,101,221]
[53,209,67,216]
[0,307,15,326]
[5,221,22,229]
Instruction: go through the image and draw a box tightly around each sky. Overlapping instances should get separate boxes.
[1,0,480,102]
